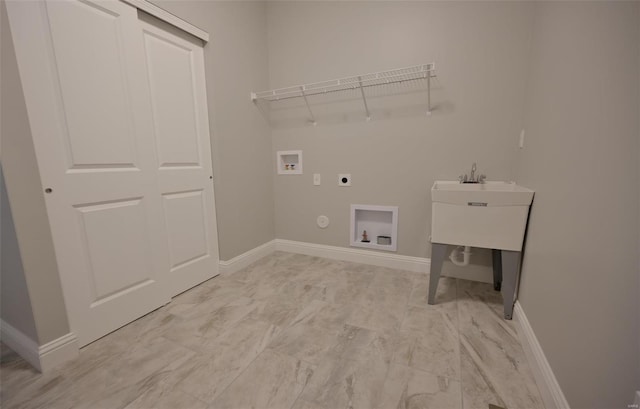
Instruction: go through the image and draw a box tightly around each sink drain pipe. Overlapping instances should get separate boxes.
[449,246,472,266]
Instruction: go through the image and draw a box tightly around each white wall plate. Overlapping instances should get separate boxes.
[317,215,330,228]
[277,150,302,175]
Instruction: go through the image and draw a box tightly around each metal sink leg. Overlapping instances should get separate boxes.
[501,250,521,320]
[427,243,448,305]
[492,249,502,291]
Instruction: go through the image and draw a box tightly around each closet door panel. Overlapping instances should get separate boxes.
[7,0,169,346]
[144,32,201,167]
[47,0,137,167]
[162,190,209,270]
[140,13,220,296]
[76,198,153,300]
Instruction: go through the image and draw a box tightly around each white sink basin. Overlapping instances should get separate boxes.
[432,181,534,206]
[431,181,534,251]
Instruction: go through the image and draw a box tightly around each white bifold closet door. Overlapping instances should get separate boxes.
[6,0,219,347]
[138,13,219,297]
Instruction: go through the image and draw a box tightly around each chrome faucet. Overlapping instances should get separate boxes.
[459,162,486,184]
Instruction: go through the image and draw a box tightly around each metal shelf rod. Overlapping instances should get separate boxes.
[299,86,316,125]
[357,76,371,121]
[427,72,431,115]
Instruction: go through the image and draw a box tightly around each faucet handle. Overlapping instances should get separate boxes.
[478,174,487,183]
[458,175,464,183]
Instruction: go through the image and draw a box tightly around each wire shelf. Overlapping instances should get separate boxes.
[250,63,436,124]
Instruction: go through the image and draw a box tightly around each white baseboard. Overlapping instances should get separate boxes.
[1,320,40,370]
[218,240,276,276]
[0,320,78,373]
[274,239,429,273]
[275,239,493,283]
[38,332,79,372]
[513,302,569,409]
[219,239,494,282]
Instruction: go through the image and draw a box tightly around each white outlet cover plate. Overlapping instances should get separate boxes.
[338,174,351,186]
[317,215,330,228]
[313,173,321,186]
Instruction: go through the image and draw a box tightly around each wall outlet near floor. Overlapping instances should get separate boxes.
[338,174,351,186]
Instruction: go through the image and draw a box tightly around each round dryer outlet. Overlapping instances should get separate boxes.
[338,174,351,186]
[316,215,330,229]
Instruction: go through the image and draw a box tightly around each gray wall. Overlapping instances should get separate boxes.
[1,1,71,345]
[0,167,38,342]
[151,1,275,261]
[516,2,640,408]
[268,1,533,280]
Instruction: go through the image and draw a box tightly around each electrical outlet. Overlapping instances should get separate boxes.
[519,129,525,149]
[338,174,351,186]
[313,173,321,186]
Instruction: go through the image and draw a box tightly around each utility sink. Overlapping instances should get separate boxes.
[429,180,534,319]
[431,181,534,251]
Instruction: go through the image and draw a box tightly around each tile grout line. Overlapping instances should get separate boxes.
[207,257,336,406]
[163,382,210,409]
[200,321,280,405]
[182,261,285,405]
[394,361,460,383]
[269,265,397,409]
[456,278,465,408]
[382,268,419,407]
[398,270,418,331]
[391,271,417,368]
[267,349,316,409]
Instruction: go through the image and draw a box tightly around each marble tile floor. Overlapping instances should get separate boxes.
[0,252,544,409]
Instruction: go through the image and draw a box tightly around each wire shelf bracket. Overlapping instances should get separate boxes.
[250,63,436,124]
